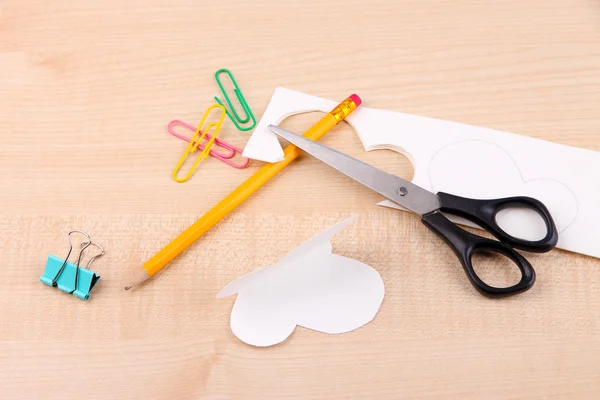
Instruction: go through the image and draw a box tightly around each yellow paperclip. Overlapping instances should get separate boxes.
[172,104,227,183]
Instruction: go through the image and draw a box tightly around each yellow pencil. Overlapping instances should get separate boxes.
[126,94,362,289]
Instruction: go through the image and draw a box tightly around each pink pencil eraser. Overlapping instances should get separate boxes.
[349,94,362,107]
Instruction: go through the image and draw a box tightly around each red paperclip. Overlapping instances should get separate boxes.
[167,120,251,169]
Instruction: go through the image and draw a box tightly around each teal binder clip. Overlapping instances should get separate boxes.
[40,230,105,300]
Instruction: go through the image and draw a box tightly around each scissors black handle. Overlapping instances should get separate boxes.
[421,192,558,297]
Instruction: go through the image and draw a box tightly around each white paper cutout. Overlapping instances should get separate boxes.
[217,216,385,347]
[242,87,599,258]
[428,140,578,240]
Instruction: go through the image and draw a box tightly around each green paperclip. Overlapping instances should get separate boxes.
[214,68,256,131]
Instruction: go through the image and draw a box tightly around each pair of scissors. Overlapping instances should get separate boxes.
[268,125,559,298]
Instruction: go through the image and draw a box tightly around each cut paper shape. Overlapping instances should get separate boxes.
[242,87,599,258]
[428,140,578,240]
[217,216,385,347]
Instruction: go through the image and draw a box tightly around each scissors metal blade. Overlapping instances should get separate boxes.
[268,125,441,216]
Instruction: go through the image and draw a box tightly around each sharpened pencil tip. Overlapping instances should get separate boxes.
[125,269,150,291]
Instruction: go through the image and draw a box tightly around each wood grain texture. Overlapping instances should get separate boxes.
[1,0,600,399]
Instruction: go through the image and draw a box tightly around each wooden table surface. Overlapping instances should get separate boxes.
[2,1,600,399]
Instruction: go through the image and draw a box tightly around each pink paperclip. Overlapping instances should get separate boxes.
[168,119,234,159]
[167,120,251,169]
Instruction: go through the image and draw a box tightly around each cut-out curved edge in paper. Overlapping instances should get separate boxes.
[243,87,599,258]
[405,140,577,240]
[217,216,385,347]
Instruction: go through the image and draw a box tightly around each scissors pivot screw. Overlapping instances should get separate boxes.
[397,187,408,196]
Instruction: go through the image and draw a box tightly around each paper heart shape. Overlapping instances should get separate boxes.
[217,217,385,347]
[427,140,578,239]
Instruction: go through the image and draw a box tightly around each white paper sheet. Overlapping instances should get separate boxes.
[242,87,600,258]
[217,216,385,347]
